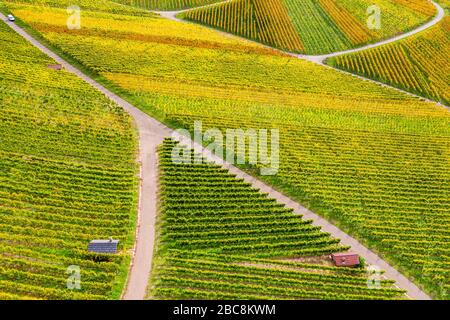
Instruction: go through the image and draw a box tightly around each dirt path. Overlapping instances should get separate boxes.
[297,0,445,63]
[0,12,432,300]
[0,13,172,300]
[157,0,444,64]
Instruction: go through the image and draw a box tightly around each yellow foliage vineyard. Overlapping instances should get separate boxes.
[113,0,223,10]
[183,0,437,54]
[0,18,138,299]
[3,0,153,15]
[336,0,436,39]
[183,0,304,52]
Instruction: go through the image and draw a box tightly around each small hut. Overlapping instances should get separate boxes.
[331,252,360,267]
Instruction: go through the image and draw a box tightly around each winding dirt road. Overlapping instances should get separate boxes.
[157,0,444,65]
[0,2,437,300]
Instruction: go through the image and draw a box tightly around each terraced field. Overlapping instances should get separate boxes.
[2,0,449,300]
[150,139,407,300]
[0,19,138,299]
[335,0,438,38]
[3,0,154,15]
[182,0,437,54]
[329,12,449,105]
[113,0,223,10]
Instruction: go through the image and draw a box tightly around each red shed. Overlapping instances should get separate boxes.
[331,252,360,267]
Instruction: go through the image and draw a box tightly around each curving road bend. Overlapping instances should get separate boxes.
[0,10,433,300]
[155,1,447,109]
[297,0,445,64]
[156,0,444,64]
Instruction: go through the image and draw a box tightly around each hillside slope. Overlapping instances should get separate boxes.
[4,0,450,299]
[329,9,449,105]
[150,139,406,300]
[113,0,223,10]
[182,0,437,54]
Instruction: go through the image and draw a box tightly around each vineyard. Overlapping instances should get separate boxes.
[6,1,449,299]
[0,19,138,299]
[182,0,305,53]
[150,139,406,300]
[2,0,154,15]
[2,0,449,301]
[329,16,450,105]
[335,0,437,38]
[182,0,437,54]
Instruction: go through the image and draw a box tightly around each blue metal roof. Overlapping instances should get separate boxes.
[88,239,119,254]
